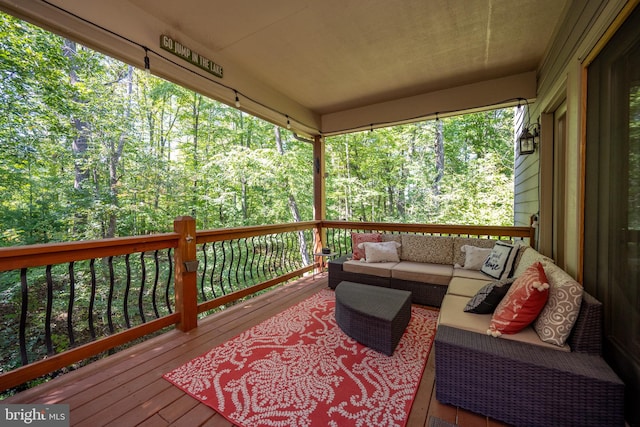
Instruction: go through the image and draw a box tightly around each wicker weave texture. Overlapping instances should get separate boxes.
[335,281,411,356]
[329,256,447,307]
[434,325,624,427]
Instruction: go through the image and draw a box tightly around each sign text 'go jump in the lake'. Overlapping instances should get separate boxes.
[160,35,223,78]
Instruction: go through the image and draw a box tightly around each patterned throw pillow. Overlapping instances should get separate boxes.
[464,278,516,314]
[351,232,382,260]
[533,261,583,346]
[481,242,518,280]
[488,262,550,336]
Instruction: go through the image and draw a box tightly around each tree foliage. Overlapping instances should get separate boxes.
[1,13,516,248]
[326,109,515,225]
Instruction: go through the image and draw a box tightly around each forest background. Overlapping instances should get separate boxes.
[1,13,515,248]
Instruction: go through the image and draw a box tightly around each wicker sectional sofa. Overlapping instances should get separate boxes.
[327,233,625,426]
[328,233,502,306]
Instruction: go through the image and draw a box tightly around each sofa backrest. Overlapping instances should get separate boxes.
[400,235,454,264]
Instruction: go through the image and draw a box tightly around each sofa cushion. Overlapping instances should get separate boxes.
[438,294,569,351]
[400,235,453,264]
[447,276,493,297]
[464,278,516,314]
[452,237,500,267]
[489,262,550,335]
[358,241,401,263]
[391,261,452,285]
[342,259,397,278]
[512,246,555,277]
[452,268,494,281]
[533,261,584,346]
[351,232,381,261]
[480,241,518,280]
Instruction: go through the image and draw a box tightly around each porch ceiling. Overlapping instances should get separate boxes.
[0,0,569,135]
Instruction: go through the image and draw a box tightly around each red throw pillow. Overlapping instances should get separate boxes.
[488,262,550,336]
[351,232,382,260]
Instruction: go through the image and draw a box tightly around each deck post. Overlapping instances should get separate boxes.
[313,135,327,271]
[174,215,198,331]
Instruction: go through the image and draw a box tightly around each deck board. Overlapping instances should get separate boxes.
[4,275,510,427]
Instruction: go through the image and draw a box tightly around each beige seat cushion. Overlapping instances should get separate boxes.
[438,294,570,352]
[447,276,493,297]
[391,261,452,285]
[452,267,494,281]
[342,260,397,278]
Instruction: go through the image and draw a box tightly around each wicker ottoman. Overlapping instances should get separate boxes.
[335,281,412,356]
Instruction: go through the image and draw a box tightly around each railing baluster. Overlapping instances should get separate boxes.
[228,239,235,292]
[285,232,293,271]
[107,256,115,333]
[19,268,28,366]
[200,242,208,301]
[45,265,54,355]
[139,252,146,324]
[220,240,228,295]
[152,250,160,318]
[258,235,266,278]
[269,234,276,275]
[236,239,244,289]
[89,259,97,341]
[249,236,256,283]
[242,238,250,285]
[124,254,131,329]
[165,248,173,314]
[68,261,76,347]
[209,242,218,298]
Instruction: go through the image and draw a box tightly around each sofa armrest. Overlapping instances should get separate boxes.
[435,325,624,427]
[567,291,603,355]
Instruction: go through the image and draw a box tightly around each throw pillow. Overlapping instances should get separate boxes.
[481,241,518,280]
[358,241,401,263]
[512,246,555,277]
[488,262,550,336]
[533,261,583,346]
[460,245,493,270]
[464,278,516,314]
[351,232,382,260]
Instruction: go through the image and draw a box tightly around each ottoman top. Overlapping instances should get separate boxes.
[335,281,412,322]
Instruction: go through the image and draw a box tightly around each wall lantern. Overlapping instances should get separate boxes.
[518,123,540,155]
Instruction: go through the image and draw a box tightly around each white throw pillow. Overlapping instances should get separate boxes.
[481,241,518,280]
[460,245,493,270]
[358,241,401,263]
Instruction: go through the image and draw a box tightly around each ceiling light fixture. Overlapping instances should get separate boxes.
[518,98,539,155]
[518,122,539,155]
[234,91,241,108]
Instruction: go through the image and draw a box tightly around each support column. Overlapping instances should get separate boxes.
[173,216,198,331]
[313,135,327,270]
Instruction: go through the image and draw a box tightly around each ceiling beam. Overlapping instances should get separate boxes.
[321,71,537,135]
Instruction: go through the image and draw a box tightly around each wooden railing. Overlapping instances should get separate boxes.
[0,217,320,392]
[0,218,533,393]
[322,221,536,256]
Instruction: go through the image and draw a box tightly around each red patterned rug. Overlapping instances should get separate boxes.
[163,289,438,427]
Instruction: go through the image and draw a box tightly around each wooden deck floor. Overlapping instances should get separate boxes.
[3,275,510,427]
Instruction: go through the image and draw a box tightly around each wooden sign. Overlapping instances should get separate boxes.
[160,35,223,78]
